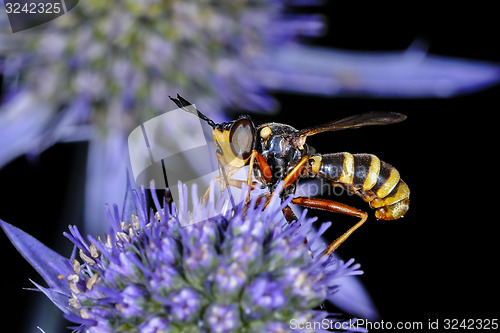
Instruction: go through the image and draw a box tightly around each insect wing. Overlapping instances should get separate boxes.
[298,112,406,137]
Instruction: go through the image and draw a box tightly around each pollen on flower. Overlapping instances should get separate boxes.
[79,249,96,266]
[79,309,89,319]
[72,259,81,275]
[86,274,99,291]
[89,243,100,258]
[69,295,80,310]
[67,274,79,283]
[68,281,81,294]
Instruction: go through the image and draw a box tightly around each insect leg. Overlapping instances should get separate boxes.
[246,150,273,204]
[253,192,297,223]
[202,178,260,202]
[248,150,272,185]
[291,197,368,255]
[201,177,220,203]
[282,156,309,189]
[228,179,259,189]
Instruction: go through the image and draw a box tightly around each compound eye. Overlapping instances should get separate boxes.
[229,119,255,160]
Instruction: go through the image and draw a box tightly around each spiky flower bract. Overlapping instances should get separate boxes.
[1,182,363,332]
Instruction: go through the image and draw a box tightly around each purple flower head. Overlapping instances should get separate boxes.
[1,181,365,332]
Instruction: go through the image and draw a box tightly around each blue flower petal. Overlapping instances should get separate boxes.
[84,133,131,236]
[257,44,500,97]
[0,220,72,295]
[0,91,54,168]
[328,272,380,321]
[30,279,72,314]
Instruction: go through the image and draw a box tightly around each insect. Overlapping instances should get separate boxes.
[169,94,409,255]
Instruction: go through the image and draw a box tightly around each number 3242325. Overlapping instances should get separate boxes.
[5,2,62,14]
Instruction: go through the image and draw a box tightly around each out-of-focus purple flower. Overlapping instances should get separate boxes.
[1,182,365,332]
[257,43,500,97]
[1,1,499,239]
[0,0,324,153]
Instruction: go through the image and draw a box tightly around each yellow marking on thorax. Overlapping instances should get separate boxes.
[362,155,380,191]
[340,153,354,184]
[310,155,322,174]
[260,126,272,139]
[376,168,400,198]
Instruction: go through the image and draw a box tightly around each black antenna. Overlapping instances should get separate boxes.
[168,94,237,208]
[169,94,217,128]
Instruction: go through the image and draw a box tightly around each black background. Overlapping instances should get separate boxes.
[1,4,499,332]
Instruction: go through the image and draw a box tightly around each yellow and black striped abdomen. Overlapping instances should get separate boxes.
[315,152,410,220]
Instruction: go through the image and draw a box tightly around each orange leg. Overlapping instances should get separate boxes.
[245,152,303,223]
[246,150,274,204]
[292,197,368,255]
[247,150,272,186]
[201,177,259,202]
[248,154,309,221]
[282,156,309,189]
[248,152,308,191]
